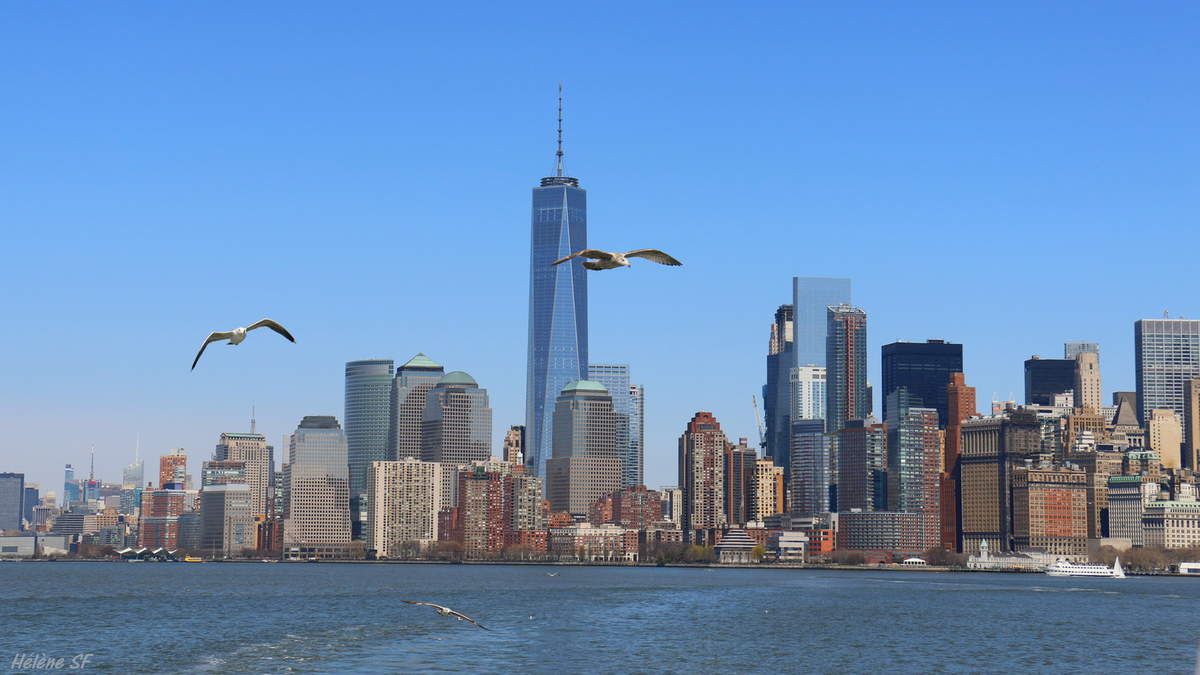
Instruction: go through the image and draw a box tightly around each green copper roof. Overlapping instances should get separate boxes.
[438,371,477,386]
[562,379,609,394]
[401,352,442,370]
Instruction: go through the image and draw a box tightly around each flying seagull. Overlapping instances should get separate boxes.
[552,248,682,270]
[401,600,489,630]
[191,318,296,370]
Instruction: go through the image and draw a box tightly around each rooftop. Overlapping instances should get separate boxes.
[562,379,609,394]
[401,352,443,370]
[438,371,478,387]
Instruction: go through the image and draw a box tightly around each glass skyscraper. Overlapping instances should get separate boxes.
[344,359,395,501]
[588,364,644,487]
[792,277,851,369]
[526,90,588,479]
[880,339,963,427]
[1136,318,1200,425]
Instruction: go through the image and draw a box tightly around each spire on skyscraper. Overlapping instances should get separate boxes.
[556,82,564,177]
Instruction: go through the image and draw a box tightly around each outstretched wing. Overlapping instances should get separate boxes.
[402,600,436,608]
[553,249,614,266]
[449,610,489,630]
[247,318,296,342]
[625,249,682,266]
[192,332,233,370]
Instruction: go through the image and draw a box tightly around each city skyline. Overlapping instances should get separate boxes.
[3,5,1197,496]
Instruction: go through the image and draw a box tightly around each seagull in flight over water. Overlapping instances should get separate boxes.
[191,318,296,370]
[553,248,682,271]
[402,600,490,630]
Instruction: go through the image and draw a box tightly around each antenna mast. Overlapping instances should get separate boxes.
[555,83,564,177]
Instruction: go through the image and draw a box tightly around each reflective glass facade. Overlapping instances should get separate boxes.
[345,359,395,500]
[792,277,851,369]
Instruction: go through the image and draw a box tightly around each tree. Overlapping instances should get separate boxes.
[922,547,967,568]
[830,550,866,565]
[750,545,767,563]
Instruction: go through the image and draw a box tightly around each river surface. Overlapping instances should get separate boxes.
[2,562,1194,672]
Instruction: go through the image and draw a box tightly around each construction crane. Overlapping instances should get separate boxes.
[751,394,767,454]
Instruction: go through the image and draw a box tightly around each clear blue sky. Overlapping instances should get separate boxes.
[2,3,1197,494]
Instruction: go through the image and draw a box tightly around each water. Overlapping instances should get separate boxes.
[2,562,1193,673]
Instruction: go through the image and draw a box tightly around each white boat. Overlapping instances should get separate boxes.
[1044,557,1125,578]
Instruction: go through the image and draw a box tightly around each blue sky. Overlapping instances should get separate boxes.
[2,3,1197,494]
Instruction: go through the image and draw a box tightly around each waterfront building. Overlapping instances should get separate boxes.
[1148,409,1184,469]
[958,410,1042,555]
[546,380,621,516]
[503,425,525,465]
[0,473,24,532]
[792,276,852,369]
[714,528,757,564]
[389,353,445,460]
[200,460,246,487]
[942,372,976,551]
[751,459,785,521]
[880,340,963,426]
[366,458,441,558]
[836,510,924,557]
[885,393,941,551]
[765,304,795,469]
[138,485,187,549]
[421,372,492,465]
[723,438,757,527]
[159,449,188,489]
[1143,498,1200,549]
[1107,476,1158,547]
[1024,357,1076,406]
[788,419,830,517]
[678,412,727,538]
[609,485,663,529]
[1010,465,1088,561]
[215,430,273,517]
[1073,351,1102,413]
[345,359,395,505]
[549,522,638,562]
[526,88,588,480]
[588,363,644,488]
[825,304,868,434]
[283,416,351,556]
[1136,318,1200,425]
[837,419,887,513]
[199,483,256,556]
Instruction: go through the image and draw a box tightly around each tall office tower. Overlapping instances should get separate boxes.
[389,353,446,460]
[345,359,395,503]
[792,276,852,368]
[790,366,826,422]
[122,455,144,489]
[546,381,621,516]
[138,486,186,548]
[159,449,188,488]
[588,364,644,488]
[1064,341,1100,360]
[283,416,351,552]
[503,426,526,465]
[1148,409,1183,469]
[958,410,1041,555]
[837,419,887,512]
[1023,356,1077,406]
[366,458,441,558]
[880,340,963,426]
[22,486,38,527]
[62,464,80,507]
[942,372,977,551]
[826,305,868,434]
[214,432,272,516]
[421,372,493,465]
[1073,351,1102,413]
[764,304,795,468]
[723,438,757,527]
[200,460,246,487]
[526,87,588,480]
[678,412,728,539]
[788,419,830,516]
[1185,379,1200,471]
[885,392,941,551]
[0,473,24,531]
[1136,318,1200,425]
[199,483,256,556]
[751,459,785,521]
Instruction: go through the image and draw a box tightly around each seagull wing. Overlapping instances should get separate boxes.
[624,249,682,266]
[448,610,489,630]
[192,332,233,370]
[402,600,439,609]
[246,318,296,342]
[553,249,613,266]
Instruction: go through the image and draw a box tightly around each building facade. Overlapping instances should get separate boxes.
[421,371,493,465]
[214,432,272,517]
[788,419,830,517]
[1024,357,1077,406]
[546,381,621,516]
[388,353,445,460]
[588,364,645,488]
[678,412,727,538]
[199,483,256,556]
[792,276,852,369]
[825,304,868,434]
[1135,318,1200,425]
[283,416,351,553]
[366,458,441,558]
[880,340,963,427]
[344,359,395,502]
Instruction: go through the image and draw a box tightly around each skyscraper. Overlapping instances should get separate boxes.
[886,392,941,552]
[792,277,852,368]
[1148,409,1183,469]
[837,419,887,512]
[0,473,24,532]
[526,87,588,479]
[283,416,351,554]
[214,431,272,517]
[200,483,256,556]
[1185,379,1200,471]
[826,304,868,434]
[723,439,757,527]
[880,340,963,426]
[678,412,727,540]
[1024,357,1077,406]
[1064,341,1099,360]
[344,359,395,501]
[366,458,441,558]
[159,449,188,489]
[388,353,445,461]
[790,366,826,422]
[788,419,830,516]
[421,371,492,465]
[751,458,785,521]
[764,304,794,468]
[588,363,644,488]
[1135,318,1200,425]
[942,372,976,551]
[546,380,621,516]
[1073,351,1102,412]
[62,464,80,508]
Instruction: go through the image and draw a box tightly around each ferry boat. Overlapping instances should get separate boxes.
[183,556,205,563]
[1044,557,1125,578]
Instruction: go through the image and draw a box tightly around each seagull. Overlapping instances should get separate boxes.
[552,248,681,271]
[401,600,489,630]
[191,318,296,370]
[545,572,559,577]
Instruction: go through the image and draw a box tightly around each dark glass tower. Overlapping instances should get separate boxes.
[880,339,963,427]
[1023,356,1076,406]
[526,87,588,478]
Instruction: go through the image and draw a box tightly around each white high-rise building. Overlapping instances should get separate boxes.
[284,416,351,553]
[366,458,441,558]
[790,366,827,421]
[215,431,273,517]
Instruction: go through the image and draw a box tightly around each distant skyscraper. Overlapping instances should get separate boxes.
[958,410,1041,555]
[588,364,644,488]
[138,485,187,549]
[886,392,941,551]
[790,366,826,422]
[214,431,273,517]
[547,380,621,516]
[22,485,38,527]
[421,371,493,465]
[366,458,441,557]
[200,460,246,487]
[942,372,977,551]
[1024,356,1076,406]
[1148,409,1183,469]
[62,464,80,507]
[200,483,256,556]
[526,87,588,480]
[792,277,851,369]
[344,359,395,502]
[837,419,887,512]
[284,416,351,552]
[723,439,756,527]
[1073,351,1102,412]
[764,304,794,468]
[158,449,188,489]
[0,473,24,531]
[880,340,963,426]
[389,353,446,460]
[788,419,830,517]
[750,458,785,521]
[1064,341,1099,360]
[678,412,727,539]
[503,425,526,465]
[1135,318,1200,425]
[826,304,868,434]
